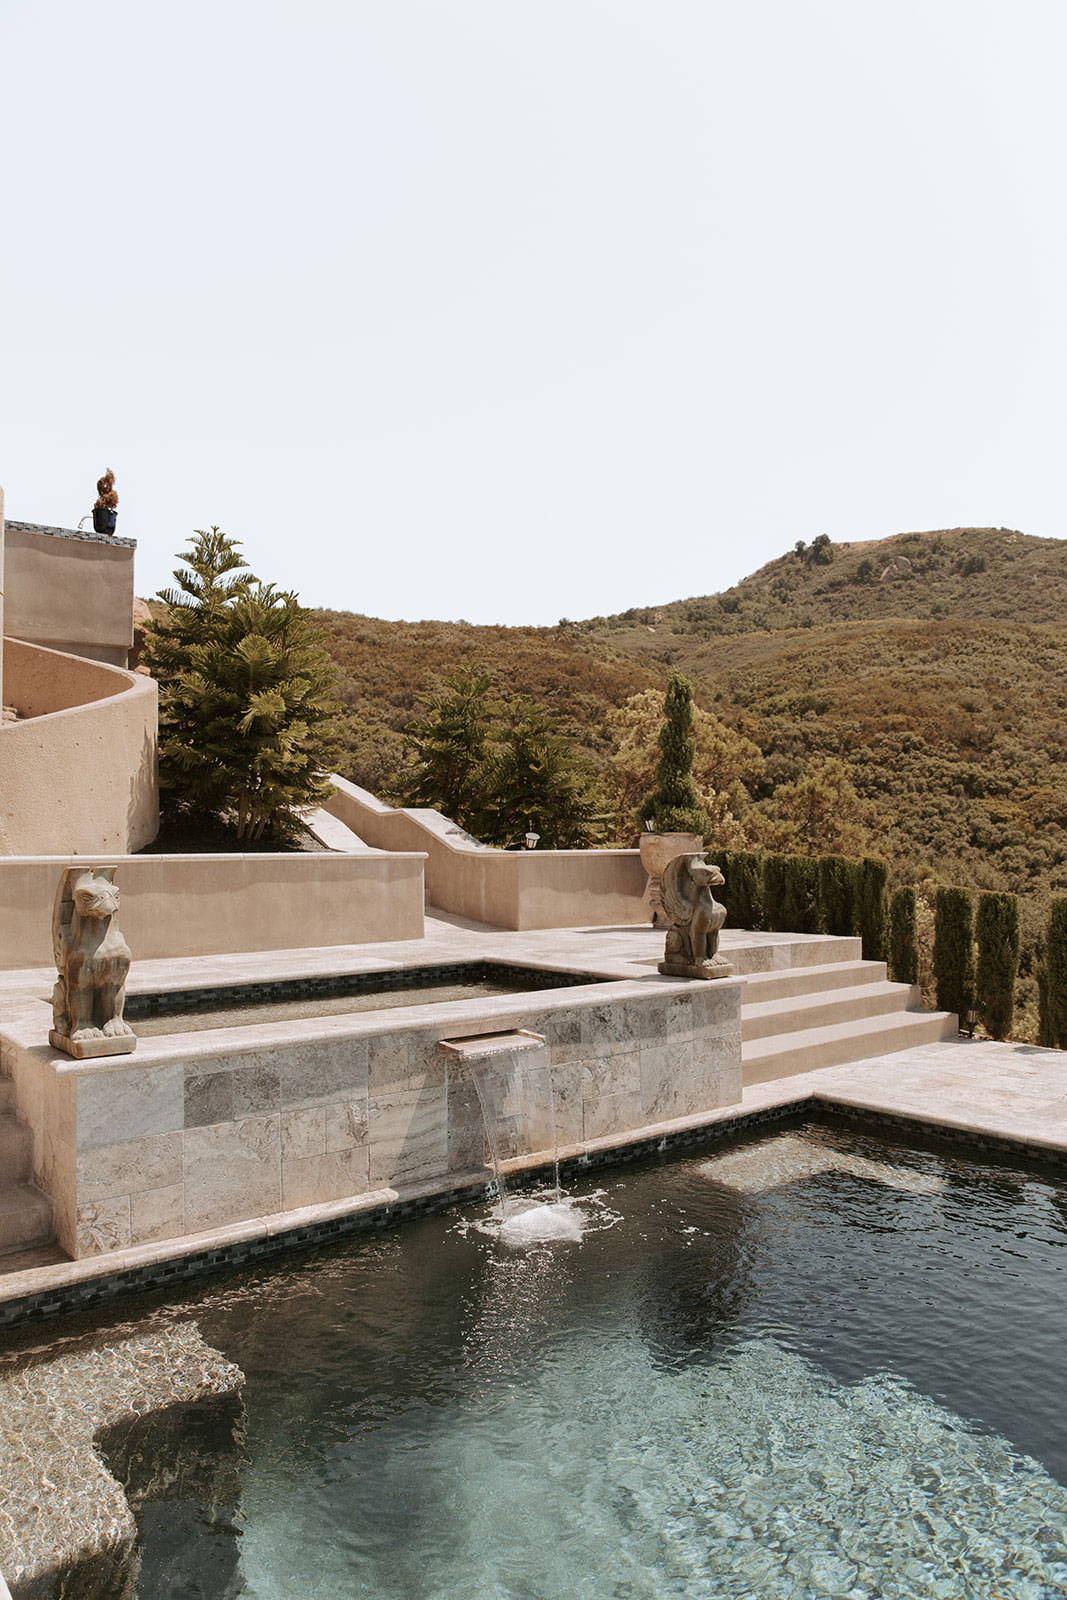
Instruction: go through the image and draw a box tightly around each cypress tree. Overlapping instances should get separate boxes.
[1038,897,1067,1049]
[718,849,764,931]
[765,853,821,934]
[401,667,499,828]
[142,528,342,841]
[819,854,857,937]
[476,696,606,849]
[888,886,919,985]
[975,891,1020,1040]
[638,674,709,837]
[934,887,975,1023]
[858,858,889,961]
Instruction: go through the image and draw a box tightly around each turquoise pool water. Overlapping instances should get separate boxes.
[11,1119,1067,1597]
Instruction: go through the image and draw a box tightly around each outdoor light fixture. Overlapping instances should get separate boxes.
[524,832,540,850]
[963,1006,978,1038]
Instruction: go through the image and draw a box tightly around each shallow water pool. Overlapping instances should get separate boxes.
[7,1119,1067,1598]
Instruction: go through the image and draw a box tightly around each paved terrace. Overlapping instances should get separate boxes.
[0,915,1064,1307]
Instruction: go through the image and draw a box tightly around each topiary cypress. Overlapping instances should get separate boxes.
[718,849,764,931]
[638,673,709,837]
[1038,897,1067,1048]
[858,858,889,961]
[819,855,857,937]
[975,891,1020,1041]
[934,886,974,1023]
[888,886,919,985]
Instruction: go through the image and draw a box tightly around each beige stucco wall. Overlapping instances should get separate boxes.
[0,639,159,857]
[0,488,5,707]
[3,521,135,666]
[0,849,426,969]
[325,777,647,930]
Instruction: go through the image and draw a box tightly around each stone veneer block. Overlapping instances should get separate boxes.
[579,1002,643,1058]
[280,1106,327,1162]
[550,1060,584,1146]
[282,1145,370,1209]
[277,1040,369,1110]
[445,1075,486,1174]
[129,1180,185,1245]
[183,1115,282,1233]
[368,1031,445,1096]
[76,1061,184,1149]
[325,1098,369,1154]
[76,1130,183,1202]
[581,1051,642,1141]
[184,1069,234,1129]
[75,1195,132,1256]
[232,1063,281,1119]
[368,1085,449,1187]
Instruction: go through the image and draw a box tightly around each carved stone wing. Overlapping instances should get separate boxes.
[659,852,703,927]
[51,869,77,971]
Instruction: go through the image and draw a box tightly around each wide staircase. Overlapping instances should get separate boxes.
[738,945,957,1084]
[0,1079,55,1266]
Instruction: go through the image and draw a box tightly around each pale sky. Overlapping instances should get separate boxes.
[2,1,1064,624]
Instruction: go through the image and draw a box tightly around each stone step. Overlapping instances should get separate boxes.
[0,1180,53,1257]
[742,1006,959,1085]
[0,1115,32,1183]
[742,980,919,1043]
[739,959,888,1004]
[725,935,863,975]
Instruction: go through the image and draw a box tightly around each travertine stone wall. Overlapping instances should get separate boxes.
[2,978,742,1258]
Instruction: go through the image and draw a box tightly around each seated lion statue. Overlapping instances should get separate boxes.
[658,853,731,978]
[51,868,134,1049]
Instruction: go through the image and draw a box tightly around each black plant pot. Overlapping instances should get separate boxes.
[92,506,118,535]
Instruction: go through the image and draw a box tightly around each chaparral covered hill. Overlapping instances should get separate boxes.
[314,527,1067,902]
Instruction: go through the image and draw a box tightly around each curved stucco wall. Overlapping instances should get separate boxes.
[0,638,158,855]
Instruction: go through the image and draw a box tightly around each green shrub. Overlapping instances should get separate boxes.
[764,853,821,934]
[934,887,974,1023]
[888,886,919,985]
[858,858,889,961]
[1038,897,1067,1048]
[717,849,764,931]
[819,855,858,936]
[974,891,1020,1040]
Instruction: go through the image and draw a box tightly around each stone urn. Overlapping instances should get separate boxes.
[639,831,704,927]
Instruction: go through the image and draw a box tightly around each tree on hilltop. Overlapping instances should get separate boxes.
[142,527,342,842]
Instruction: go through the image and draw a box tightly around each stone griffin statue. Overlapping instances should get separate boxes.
[50,868,136,1058]
[657,853,734,980]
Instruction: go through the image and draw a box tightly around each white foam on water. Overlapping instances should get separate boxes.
[455,1188,621,1248]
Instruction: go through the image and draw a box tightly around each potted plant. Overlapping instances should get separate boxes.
[92,469,119,535]
[638,673,710,925]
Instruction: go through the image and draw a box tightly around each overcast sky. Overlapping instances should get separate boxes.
[2,1,1064,624]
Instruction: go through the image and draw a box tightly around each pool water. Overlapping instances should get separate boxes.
[10,1120,1067,1598]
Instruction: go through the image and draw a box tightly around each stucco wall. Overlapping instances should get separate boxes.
[0,640,159,857]
[3,520,135,666]
[0,849,426,969]
[325,777,647,930]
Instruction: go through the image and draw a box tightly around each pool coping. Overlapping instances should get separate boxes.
[0,1077,1064,1330]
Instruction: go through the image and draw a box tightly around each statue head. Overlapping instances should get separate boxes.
[686,857,725,888]
[71,869,120,920]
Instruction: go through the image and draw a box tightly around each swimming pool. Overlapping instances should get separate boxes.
[4,1117,1066,1598]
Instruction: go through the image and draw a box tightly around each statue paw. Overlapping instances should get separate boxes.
[71,1027,103,1042]
[102,1019,134,1038]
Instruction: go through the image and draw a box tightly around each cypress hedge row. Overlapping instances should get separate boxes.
[763,853,822,934]
[819,855,856,938]
[716,849,764,931]
[858,858,889,962]
[975,891,1020,1041]
[715,849,888,948]
[1038,897,1067,1048]
[889,886,919,985]
[934,887,974,1022]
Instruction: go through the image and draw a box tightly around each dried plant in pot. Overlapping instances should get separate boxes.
[92,468,119,535]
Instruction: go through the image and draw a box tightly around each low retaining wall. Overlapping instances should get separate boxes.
[325,777,647,929]
[3,519,136,666]
[0,850,426,969]
[0,639,158,856]
[0,972,741,1258]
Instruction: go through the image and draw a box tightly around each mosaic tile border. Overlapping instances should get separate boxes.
[1,1092,1064,1330]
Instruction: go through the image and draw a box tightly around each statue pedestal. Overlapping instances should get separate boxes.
[49,1030,137,1060]
[658,957,734,981]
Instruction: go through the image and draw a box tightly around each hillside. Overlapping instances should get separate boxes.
[313,527,1067,910]
[584,527,1067,650]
